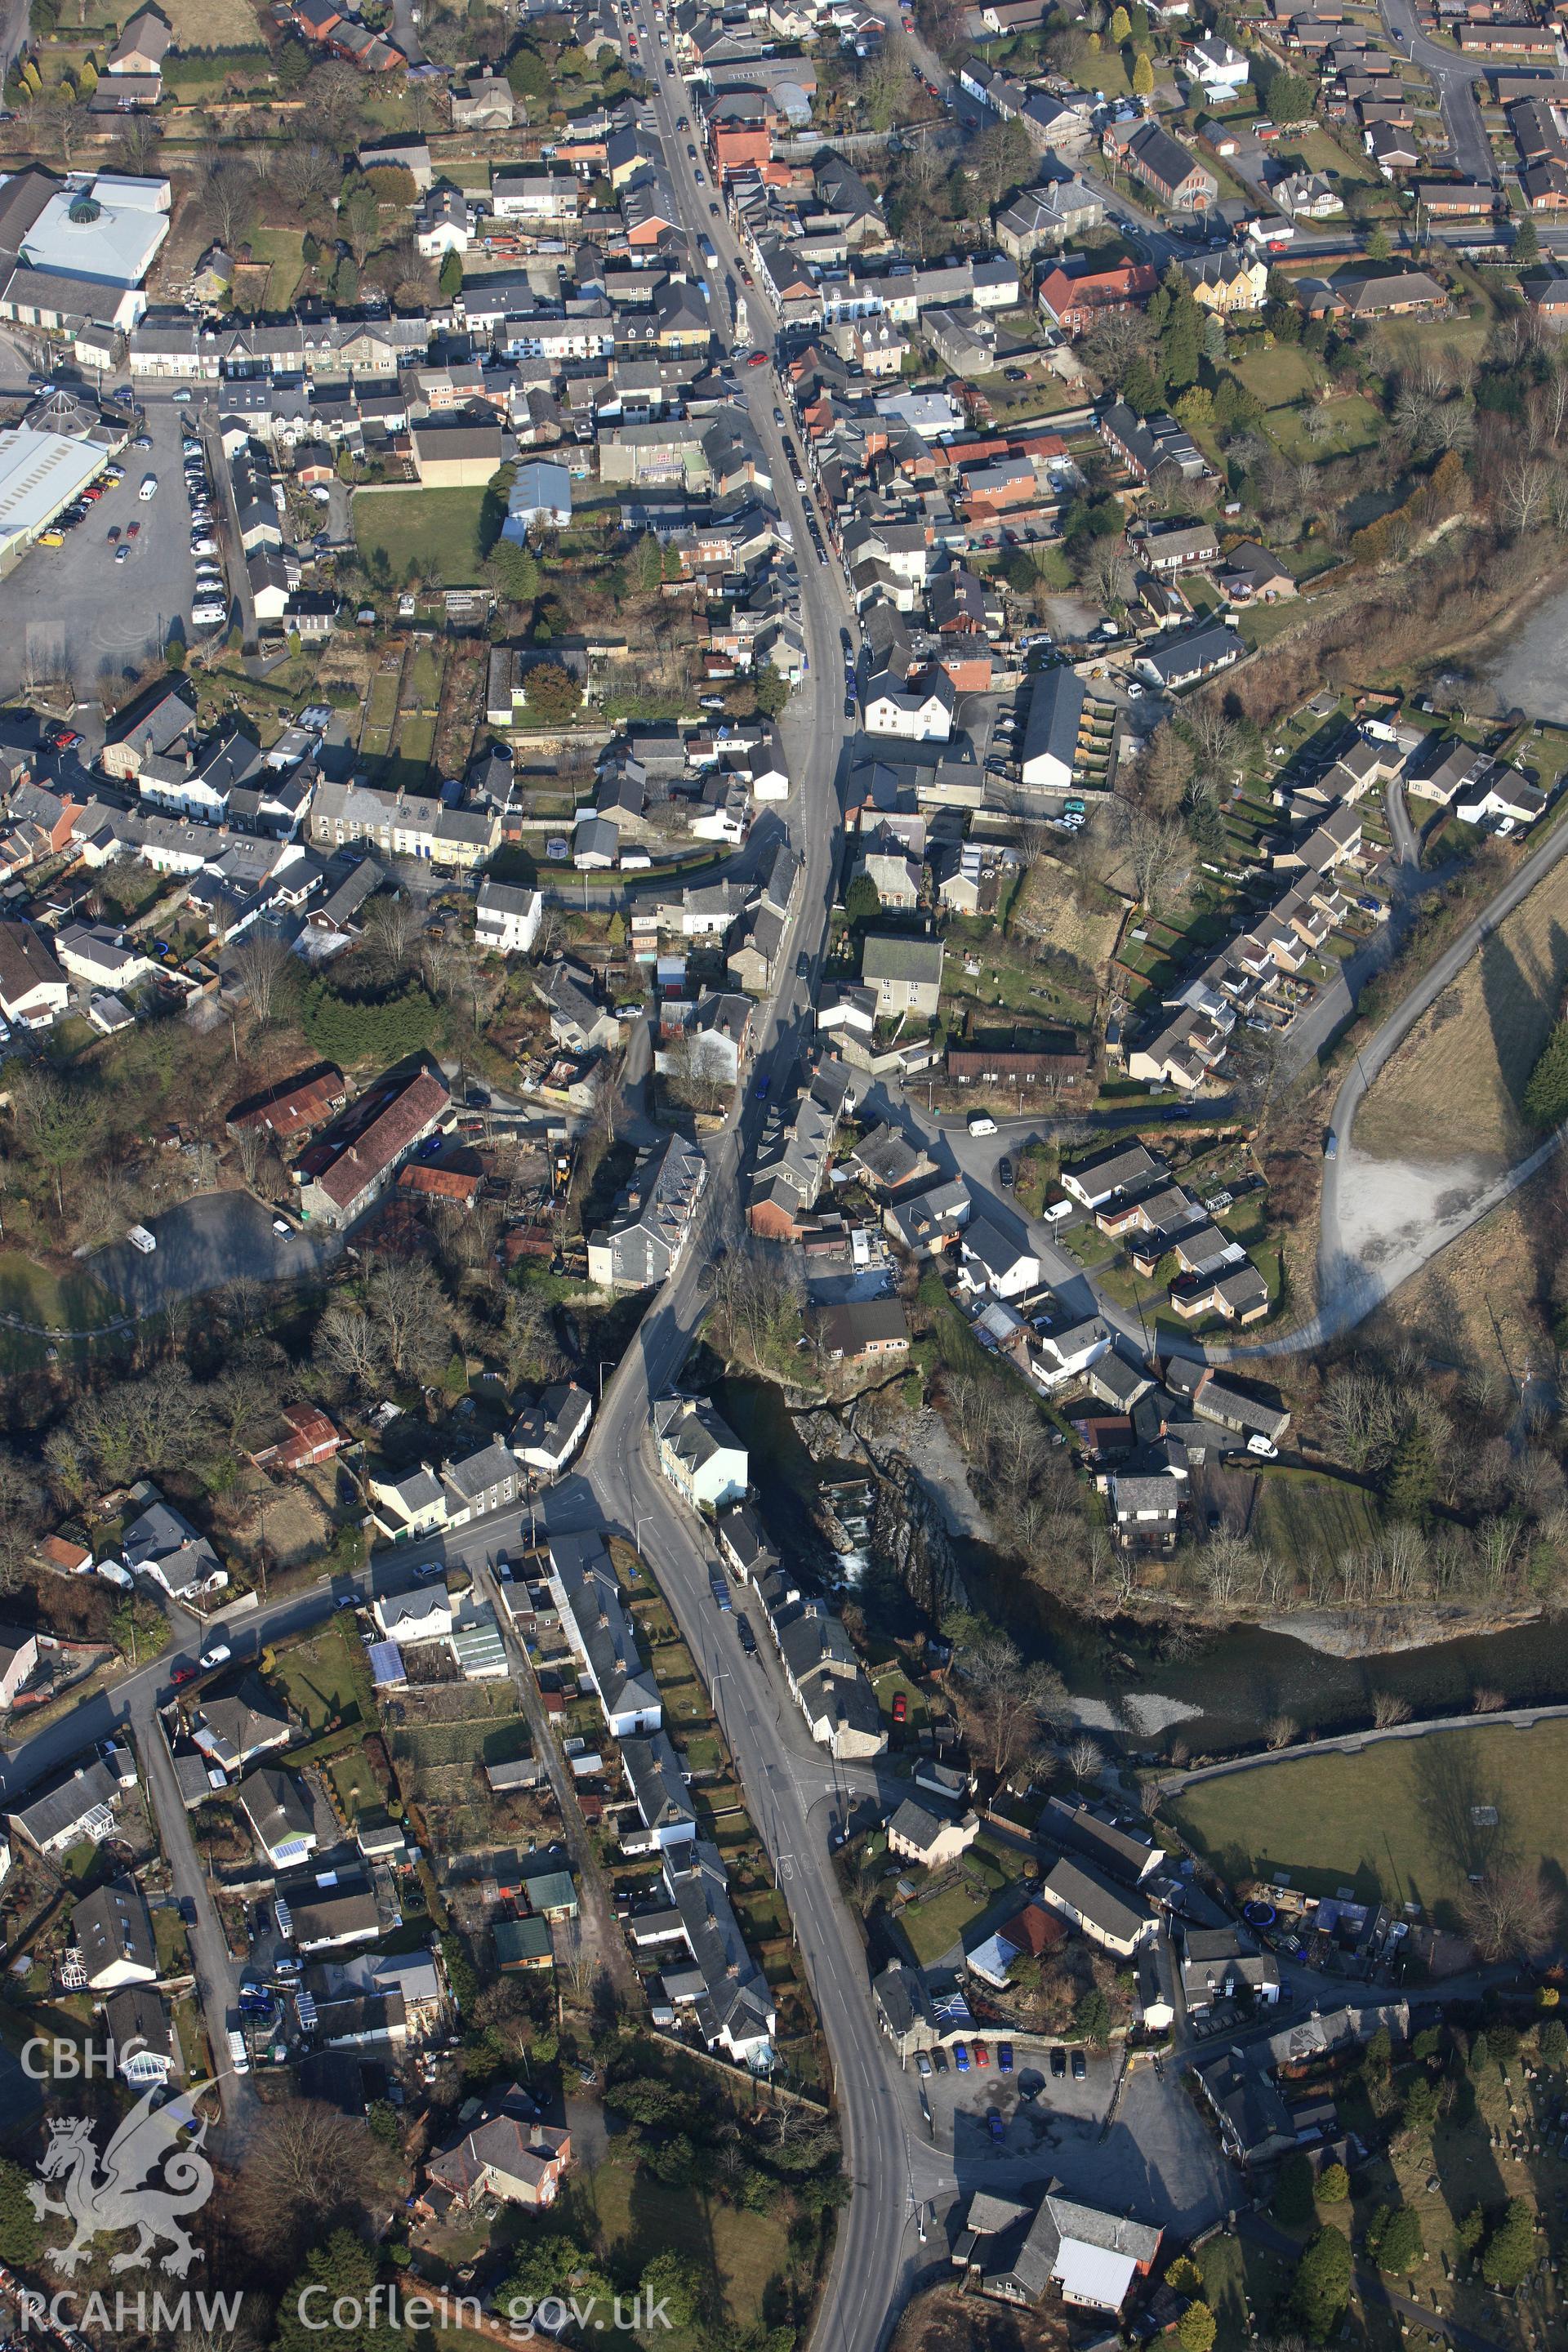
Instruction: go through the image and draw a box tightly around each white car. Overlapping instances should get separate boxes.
[191,537,218,555]
[172,388,192,403]
[138,474,158,501]
[272,1217,292,1237]
[310,483,332,506]
[1246,1435,1279,1459]
[199,1641,232,1669]
[967,1113,998,1138]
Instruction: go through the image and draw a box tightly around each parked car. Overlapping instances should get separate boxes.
[973,2041,989,2069]
[968,1113,997,1138]
[987,2109,1004,2140]
[953,2042,969,2071]
[916,2052,931,2078]
[998,2042,1013,2073]
[415,1559,446,1581]
[1071,2048,1086,2080]
[891,1691,907,1724]
[1050,2047,1066,2078]
[170,1664,198,1686]
[998,1156,1013,1189]
[177,1896,198,1925]
[138,474,158,501]
[199,1642,231,1669]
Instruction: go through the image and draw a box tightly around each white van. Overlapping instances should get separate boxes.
[967,1114,997,1138]
[227,2027,250,2075]
[127,1224,157,1254]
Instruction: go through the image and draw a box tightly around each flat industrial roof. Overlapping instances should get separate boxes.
[21,181,168,289]
[0,428,107,550]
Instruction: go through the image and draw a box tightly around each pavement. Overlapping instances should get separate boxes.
[90,1191,343,1323]
[0,393,197,703]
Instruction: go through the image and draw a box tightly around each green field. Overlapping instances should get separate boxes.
[353,487,492,586]
[577,2140,793,2336]
[270,1622,362,1735]
[1170,1717,1568,1918]
[1249,1468,1382,1566]
[247,227,306,310]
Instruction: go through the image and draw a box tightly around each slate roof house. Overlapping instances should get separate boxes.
[978,2183,1162,2310]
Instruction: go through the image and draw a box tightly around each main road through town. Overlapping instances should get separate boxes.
[589,18,943,2351]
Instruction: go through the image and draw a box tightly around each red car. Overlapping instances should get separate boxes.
[127,522,140,538]
[746,350,768,366]
[170,1664,198,1686]
[973,2041,989,2069]
[892,1691,907,1723]
[51,728,81,751]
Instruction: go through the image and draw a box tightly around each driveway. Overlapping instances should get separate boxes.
[0,394,196,702]
[91,1192,344,1321]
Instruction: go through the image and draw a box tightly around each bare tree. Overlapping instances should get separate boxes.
[1266,1713,1298,1750]
[1459,1864,1560,1962]
[1500,456,1556,535]
[1371,1690,1412,1728]
[240,2101,376,2254]
[203,157,260,251]
[1066,1734,1102,1784]
[500,1287,567,1388]
[365,1255,452,1380]
[957,1632,1069,1778]
[1127,810,1191,913]
[314,1298,385,1389]
[361,890,421,975]
[233,926,291,1026]
[1079,537,1134,610]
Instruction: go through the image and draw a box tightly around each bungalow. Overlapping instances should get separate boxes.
[1039,1855,1156,1955]
[9,1758,120,1857]
[74,1881,157,1992]
[105,1986,180,2087]
[494,1916,555,1971]
[238,1766,318,1870]
[817,1298,911,1365]
[1134,619,1245,690]
[1061,1143,1162,1210]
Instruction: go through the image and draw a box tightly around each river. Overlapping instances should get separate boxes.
[713,1374,1568,1757]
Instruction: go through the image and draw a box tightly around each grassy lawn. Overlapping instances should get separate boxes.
[1232,344,1327,410]
[1249,1467,1382,1568]
[248,226,305,310]
[1356,850,1568,1169]
[269,1620,363,1735]
[328,1745,377,1821]
[352,486,493,586]
[1272,126,1379,185]
[577,2140,794,2331]
[1170,1716,1568,1918]
[1267,394,1383,461]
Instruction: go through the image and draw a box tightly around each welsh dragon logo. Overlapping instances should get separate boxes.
[27,2087,214,2276]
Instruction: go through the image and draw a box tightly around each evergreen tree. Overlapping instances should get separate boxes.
[1291,2227,1352,2342]
[1386,1419,1437,1526]
[0,2159,38,2264]
[1481,2198,1536,2290]
[1375,2206,1424,2273]
[1133,48,1154,96]
[439,248,463,299]
[1109,5,1131,39]
[275,2232,390,2352]
[1176,2303,1215,2352]
[1272,2153,1316,2227]
[633,528,663,595]
[1317,2163,1350,2204]
[1365,224,1392,262]
[1268,69,1314,123]
[844,874,881,927]
[1515,215,1540,269]
[1524,1019,1568,1129]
